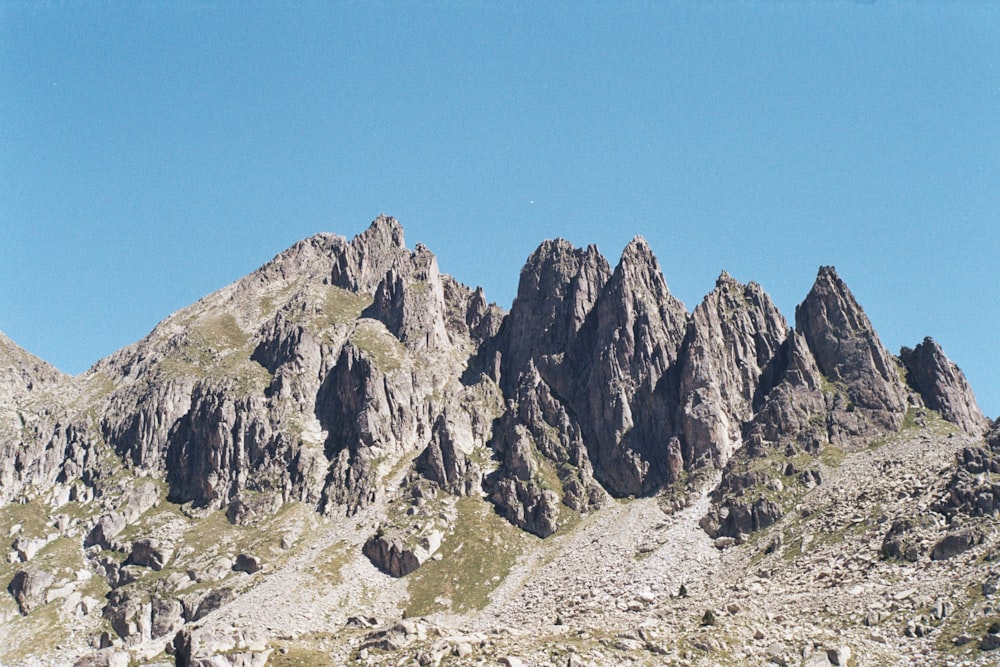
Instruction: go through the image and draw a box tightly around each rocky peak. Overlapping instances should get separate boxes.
[900,337,987,435]
[676,272,789,467]
[795,266,909,442]
[568,238,688,495]
[497,239,612,389]
[744,329,828,450]
[330,215,410,293]
[250,233,346,286]
[0,331,65,402]
[589,237,687,374]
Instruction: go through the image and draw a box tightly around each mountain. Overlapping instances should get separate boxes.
[0,216,995,667]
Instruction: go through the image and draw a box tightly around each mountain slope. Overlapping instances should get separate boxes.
[0,216,994,667]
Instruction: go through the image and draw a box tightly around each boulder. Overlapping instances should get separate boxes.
[72,649,130,667]
[150,595,185,639]
[127,538,171,570]
[363,529,442,578]
[85,513,127,550]
[232,554,262,574]
[103,588,152,643]
[192,587,236,621]
[931,528,983,561]
[880,517,935,562]
[7,567,54,615]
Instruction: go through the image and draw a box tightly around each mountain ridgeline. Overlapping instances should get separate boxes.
[2,216,985,548]
[4,215,999,667]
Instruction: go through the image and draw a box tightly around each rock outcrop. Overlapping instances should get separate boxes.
[676,273,788,468]
[0,216,993,667]
[7,567,54,615]
[900,337,987,435]
[795,266,910,445]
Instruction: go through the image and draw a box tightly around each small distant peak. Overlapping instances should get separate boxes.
[535,237,575,253]
[355,214,406,249]
[526,238,583,268]
[815,265,844,287]
[715,270,739,288]
[617,234,658,264]
[623,235,650,251]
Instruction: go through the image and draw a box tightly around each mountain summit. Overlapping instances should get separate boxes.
[0,217,994,667]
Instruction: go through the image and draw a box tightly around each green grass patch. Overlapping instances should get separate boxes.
[310,541,350,586]
[350,321,405,373]
[819,444,846,468]
[269,647,336,667]
[269,632,341,667]
[320,287,374,328]
[404,496,530,617]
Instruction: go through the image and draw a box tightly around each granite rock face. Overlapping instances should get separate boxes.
[795,266,910,445]
[7,567,54,615]
[900,337,988,436]
[5,228,984,540]
[0,217,993,665]
[676,273,789,469]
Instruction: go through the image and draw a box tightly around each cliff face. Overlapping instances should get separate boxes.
[1,222,987,528]
[795,266,912,444]
[0,216,992,665]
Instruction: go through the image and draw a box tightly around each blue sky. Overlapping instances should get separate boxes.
[1,2,998,417]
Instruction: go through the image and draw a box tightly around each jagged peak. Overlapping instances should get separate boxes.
[900,336,987,435]
[518,239,609,292]
[616,236,658,272]
[796,265,873,336]
[600,236,685,317]
[795,264,908,437]
[620,235,652,257]
[715,270,739,288]
[354,214,405,249]
[524,238,602,266]
[0,330,66,381]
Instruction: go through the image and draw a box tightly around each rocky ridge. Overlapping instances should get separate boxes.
[0,216,994,667]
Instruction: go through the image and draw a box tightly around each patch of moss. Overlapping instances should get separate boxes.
[404,496,529,617]
[310,541,350,587]
[350,321,405,373]
[320,287,374,328]
[819,444,846,468]
[269,632,342,667]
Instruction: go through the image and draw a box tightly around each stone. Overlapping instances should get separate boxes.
[151,595,185,639]
[122,481,160,522]
[900,337,988,435]
[7,567,54,615]
[232,554,262,574]
[826,645,851,666]
[803,651,832,667]
[881,517,935,562]
[72,649,130,667]
[362,528,444,577]
[127,538,171,571]
[931,528,983,560]
[192,588,236,621]
[85,514,127,551]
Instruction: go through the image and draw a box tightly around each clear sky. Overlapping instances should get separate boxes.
[1,2,998,418]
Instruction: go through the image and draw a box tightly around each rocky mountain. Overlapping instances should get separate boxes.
[0,216,995,667]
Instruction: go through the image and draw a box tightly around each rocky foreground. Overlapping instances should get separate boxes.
[0,216,997,666]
